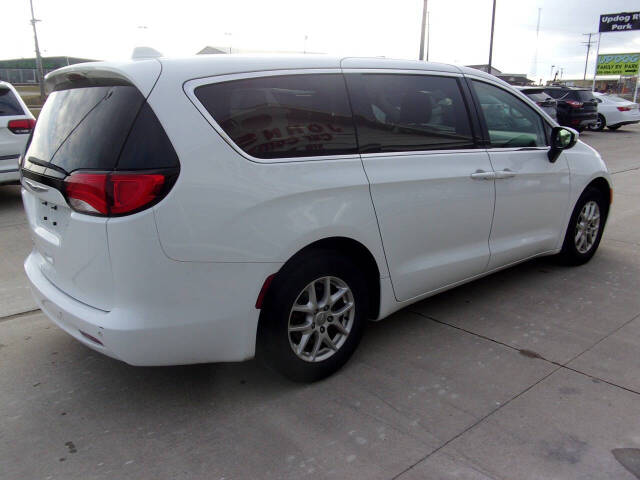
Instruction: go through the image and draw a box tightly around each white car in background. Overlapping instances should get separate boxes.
[0,81,35,185]
[589,92,640,131]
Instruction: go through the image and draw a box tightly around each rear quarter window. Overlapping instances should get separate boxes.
[0,88,24,116]
[194,74,357,159]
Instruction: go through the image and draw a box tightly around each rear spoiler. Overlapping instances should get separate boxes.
[44,60,161,97]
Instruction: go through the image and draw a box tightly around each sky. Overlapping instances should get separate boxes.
[3,0,640,82]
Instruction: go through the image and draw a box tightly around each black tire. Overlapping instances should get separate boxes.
[258,249,369,382]
[588,114,605,131]
[607,125,621,131]
[556,187,608,266]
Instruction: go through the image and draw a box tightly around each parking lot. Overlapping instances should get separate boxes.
[2,125,640,479]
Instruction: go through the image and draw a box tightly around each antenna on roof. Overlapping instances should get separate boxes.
[131,47,163,60]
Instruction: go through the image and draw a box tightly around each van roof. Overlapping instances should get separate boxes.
[45,54,503,94]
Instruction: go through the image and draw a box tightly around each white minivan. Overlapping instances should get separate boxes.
[21,55,611,381]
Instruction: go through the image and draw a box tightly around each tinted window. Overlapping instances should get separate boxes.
[195,74,357,159]
[345,74,474,153]
[571,90,595,102]
[23,84,178,175]
[473,81,547,148]
[0,88,24,116]
[604,95,629,103]
[525,92,552,103]
[544,89,567,99]
[25,86,145,173]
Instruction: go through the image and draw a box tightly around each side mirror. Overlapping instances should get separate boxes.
[548,126,578,163]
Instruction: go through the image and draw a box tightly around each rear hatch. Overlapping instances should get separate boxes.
[569,90,598,116]
[21,68,179,311]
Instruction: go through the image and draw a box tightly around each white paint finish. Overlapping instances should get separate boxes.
[151,65,388,272]
[594,92,640,128]
[44,59,161,98]
[19,55,614,366]
[486,148,571,270]
[25,208,279,364]
[0,81,35,183]
[21,184,114,311]
[362,151,495,302]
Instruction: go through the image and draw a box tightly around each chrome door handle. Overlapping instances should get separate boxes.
[495,169,516,179]
[23,179,49,192]
[470,170,496,180]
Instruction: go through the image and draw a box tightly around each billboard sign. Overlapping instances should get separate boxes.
[596,53,640,76]
[599,12,640,32]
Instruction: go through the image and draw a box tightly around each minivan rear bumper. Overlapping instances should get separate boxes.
[25,248,277,366]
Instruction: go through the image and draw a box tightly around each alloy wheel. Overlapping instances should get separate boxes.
[575,200,600,254]
[288,276,355,362]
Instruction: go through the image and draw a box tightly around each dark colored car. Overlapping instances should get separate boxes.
[543,87,598,131]
[518,87,557,121]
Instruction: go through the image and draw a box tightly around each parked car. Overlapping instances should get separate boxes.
[0,81,35,185]
[589,92,640,131]
[21,56,612,381]
[517,86,557,120]
[544,86,598,131]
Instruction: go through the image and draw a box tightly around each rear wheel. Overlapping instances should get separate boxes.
[588,114,605,131]
[556,187,608,265]
[259,250,368,382]
[607,125,621,131]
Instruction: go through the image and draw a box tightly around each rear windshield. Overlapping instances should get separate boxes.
[0,87,24,116]
[544,89,566,99]
[525,92,551,102]
[604,95,629,103]
[26,86,145,173]
[571,90,595,101]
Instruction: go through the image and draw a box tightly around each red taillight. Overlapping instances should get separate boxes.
[64,172,166,216]
[617,106,632,112]
[8,118,36,134]
[566,100,583,108]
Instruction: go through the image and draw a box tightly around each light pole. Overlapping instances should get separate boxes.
[29,0,45,101]
[488,0,497,71]
[419,0,428,60]
[550,64,555,83]
[224,32,232,54]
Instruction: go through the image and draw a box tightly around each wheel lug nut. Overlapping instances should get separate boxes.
[320,327,325,333]
[328,316,333,322]
[324,306,329,311]
[312,323,316,329]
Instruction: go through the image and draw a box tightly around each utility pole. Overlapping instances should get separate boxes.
[426,11,430,61]
[591,32,601,92]
[29,0,45,101]
[488,0,497,72]
[531,8,541,79]
[582,33,596,81]
[550,64,555,83]
[419,0,428,60]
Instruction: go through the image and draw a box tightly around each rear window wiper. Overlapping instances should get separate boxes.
[25,157,69,176]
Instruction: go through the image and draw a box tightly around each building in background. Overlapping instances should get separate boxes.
[0,57,96,84]
[465,64,533,86]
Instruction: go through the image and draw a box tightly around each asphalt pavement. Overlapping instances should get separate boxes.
[1,125,640,479]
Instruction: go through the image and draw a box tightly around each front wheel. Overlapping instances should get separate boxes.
[258,250,368,382]
[556,187,608,265]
